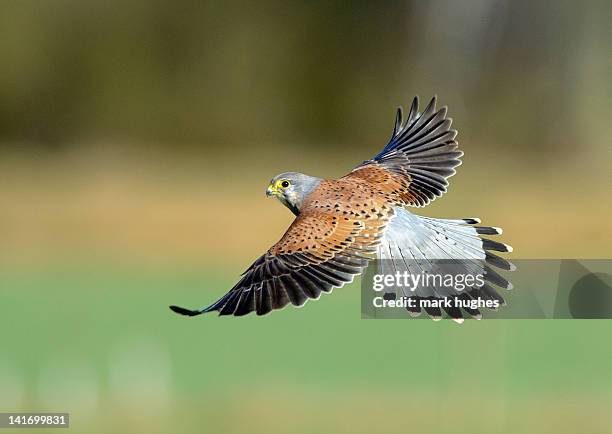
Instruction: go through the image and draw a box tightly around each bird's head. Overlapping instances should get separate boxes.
[266,172,322,215]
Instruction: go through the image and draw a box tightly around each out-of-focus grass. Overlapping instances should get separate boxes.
[1,262,612,434]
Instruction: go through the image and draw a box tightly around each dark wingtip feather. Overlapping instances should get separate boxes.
[484,266,513,290]
[392,106,403,137]
[407,96,419,124]
[442,305,464,323]
[422,96,437,118]
[476,226,503,235]
[169,305,204,316]
[485,251,516,271]
[483,238,513,253]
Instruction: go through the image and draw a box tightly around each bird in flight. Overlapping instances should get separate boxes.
[170,96,513,321]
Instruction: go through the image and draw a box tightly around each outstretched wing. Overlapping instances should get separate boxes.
[348,96,462,207]
[170,208,390,317]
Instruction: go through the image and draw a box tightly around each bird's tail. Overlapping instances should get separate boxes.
[376,207,514,321]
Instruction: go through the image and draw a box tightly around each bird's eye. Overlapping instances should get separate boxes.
[280,180,290,189]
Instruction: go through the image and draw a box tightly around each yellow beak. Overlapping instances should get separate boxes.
[266,184,277,197]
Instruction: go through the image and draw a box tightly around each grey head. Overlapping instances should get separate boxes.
[266,172,322,215]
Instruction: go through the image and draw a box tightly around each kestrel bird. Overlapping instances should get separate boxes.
[170,97,513,321]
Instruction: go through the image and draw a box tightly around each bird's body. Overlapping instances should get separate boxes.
[170,96,513,321]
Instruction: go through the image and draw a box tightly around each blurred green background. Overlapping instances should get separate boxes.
[1,1,612,433]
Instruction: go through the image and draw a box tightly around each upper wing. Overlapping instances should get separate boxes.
[170,208,389,317]
[348,96,462,207]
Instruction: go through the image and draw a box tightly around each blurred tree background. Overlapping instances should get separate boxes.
[1,0,610,155]
[1,2,612,434]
